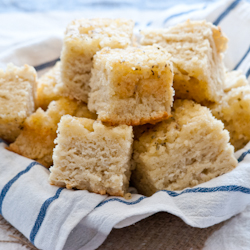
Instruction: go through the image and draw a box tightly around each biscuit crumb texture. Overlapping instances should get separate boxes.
[36,61,62,110]
[8,98,96,168]
[140,20,227,104]
[210,84,250,151]
[88,45,174,126]
[0,63,37,142]
[60,18,134,103]
[132,99,237,196]
[223,70,248,93]
[49,116,133,196]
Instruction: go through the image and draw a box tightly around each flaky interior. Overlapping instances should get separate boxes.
[49,116,133,196]
[132,100,237,196]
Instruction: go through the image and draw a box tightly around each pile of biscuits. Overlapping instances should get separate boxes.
[1,18,249,197]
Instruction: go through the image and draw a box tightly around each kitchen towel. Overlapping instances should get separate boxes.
[0,0,250,249]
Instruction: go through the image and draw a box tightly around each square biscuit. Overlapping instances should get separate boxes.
[60,18,135,103]
[0,64,37,142]
[132,99,237,196]
[140,20,228,104]
[88,45,174,126]
[49,116,133,196]
[210,84,250,151]
[8,98,97,168]
[36,61,62,110]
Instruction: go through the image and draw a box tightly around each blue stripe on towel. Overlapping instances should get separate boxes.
[246,68,250,78]
[96,148,250,208]
[34,58,60,72]
[163,5,207,25]
[95,196,146,208]
[213,0,241,25]
[30,188,63,245]
[162,185,250,196]
[0,161,38,215]
[238,149,250,162]
[96,185,250,208]
[233,45,250,70]
[146,21,152,26]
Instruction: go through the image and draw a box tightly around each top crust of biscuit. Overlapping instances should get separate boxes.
[0,63,37,120]
[64,18,135,48]
[140,20,227,104]
[88,45,174,126]
[94,45,172,67]
[140,20,228,53]
[0,63,37,83]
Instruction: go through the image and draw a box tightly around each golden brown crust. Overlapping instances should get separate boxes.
[92,188,124,196]
[98,112,171,126]
[50,183,66,188]
[54,181,125,196]
[7,144,52,168]
[8,99,96,170]
[107,191,124,196]
[51,180,125,196]
[98,190,107,195]
[6,144,19,154]
[7,125,55,168]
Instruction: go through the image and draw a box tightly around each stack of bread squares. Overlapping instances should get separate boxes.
[8,97,97,168]
[49,19,175,196]
[3,17,250,197]
[59,18,135,103]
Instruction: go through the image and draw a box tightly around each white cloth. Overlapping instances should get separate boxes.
[1,0,250,249]
[1,141,250,250]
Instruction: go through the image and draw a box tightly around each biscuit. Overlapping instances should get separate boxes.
[210,85,250,151]
[132,99,237,196]
[8,98,97,168]
[36,61,62,110]
[60,18,134,103]
[88,45,174,126]
[0,64,37,142]
[140,20,228,104]
[49,116,133,196]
